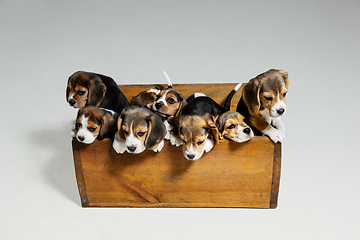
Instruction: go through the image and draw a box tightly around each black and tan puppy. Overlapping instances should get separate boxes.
[71,106,118,144]
[237,69,289,143]
[112,105,167,154]
[66,71,129,113]
[130,87,161,109]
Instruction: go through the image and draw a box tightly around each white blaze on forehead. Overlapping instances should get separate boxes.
[76,115,96,144]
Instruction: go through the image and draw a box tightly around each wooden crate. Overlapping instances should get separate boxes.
[72,83,282,208]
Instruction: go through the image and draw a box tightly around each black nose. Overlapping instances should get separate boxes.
[78,136,85,142]
[277,109,285,115]
[243,128,251,135]
[128,146,136,152]
[187,154,195,160]
[155,102,163,109]
[69,100,75,106]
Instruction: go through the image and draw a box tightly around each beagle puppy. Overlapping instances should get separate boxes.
[151,71,187,142]
[112,105,167,154]
[66,71,129,114]
[169,96,228,160]
[130,87,161,108]
[236,69,289,143]
[71,106,118,144]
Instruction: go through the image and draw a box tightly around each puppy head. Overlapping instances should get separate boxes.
[172,113,218,160]
[216,111,254,143]
[130,87,161,108]
[73,106,117,144]
[152,88,186,117]
[66,71,106,108]
[117,106,166,154]
[242,69,288,118]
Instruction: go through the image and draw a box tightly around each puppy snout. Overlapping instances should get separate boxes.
[277,109,285,115]
[69,100,75,106]
[77,135,85,142]
[155,102,163,109]
[127,146,136,152]
[243,128,251,135]
[187,154,195,160]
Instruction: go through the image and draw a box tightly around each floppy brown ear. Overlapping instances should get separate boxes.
[204,114,220,144]
[117,115,126,140]
[174,96,186,117]
[215,114,225,139]
[87,75,106,106]
[279,70,289,89]
[145,114,166,150]
[98,114,117,140]
[242,78,261,116]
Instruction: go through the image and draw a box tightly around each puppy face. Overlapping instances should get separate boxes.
[66,71,106,108]
[152,89,186,117]
[173,114,218,160]
[130,87,161,108]
[217,111,254,143]
[73,106,116,144]
[117,106,166,154]
[243,69,289,118]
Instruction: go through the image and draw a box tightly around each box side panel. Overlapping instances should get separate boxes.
[270,142,282,209]
[72,140,89,207]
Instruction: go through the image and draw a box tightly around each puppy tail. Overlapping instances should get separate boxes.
[163,70,173,88]
[223,83,242,111]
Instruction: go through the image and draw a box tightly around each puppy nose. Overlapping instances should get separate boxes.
[243,128,251,135]
[155,102,163,109]
[78,136,85,142]
[277,109,285,115]
[69,100,75,106]
[187,154,195,160]
[127,146,136,152]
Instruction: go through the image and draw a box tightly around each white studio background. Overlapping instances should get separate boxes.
[0,0,359,239]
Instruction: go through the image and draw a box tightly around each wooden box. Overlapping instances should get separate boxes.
[72,83,281,208]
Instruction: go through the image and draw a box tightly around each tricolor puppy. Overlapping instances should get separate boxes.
[169,96,227,160]
[216,111,254,143]
[112,106,166,154]
[130,87,161,108]
[151,71,187,141]
[236,69,289,143]
[71,106,118,144]
[66,71,129,113]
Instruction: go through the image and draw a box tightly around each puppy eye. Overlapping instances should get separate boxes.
[76,123,81,128]
[283,92,287,97]
[78,91,85,96]
[264,96,273,101]
[123,130,129,135]
[197,140,204,145]
[88,127,97,132]
[138,131,146,137]
[167,98,176,104]
[227,124,235,129]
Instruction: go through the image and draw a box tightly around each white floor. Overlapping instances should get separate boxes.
[1,0,359,239]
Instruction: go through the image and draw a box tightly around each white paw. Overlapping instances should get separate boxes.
[112,134,127,154]
[271,118,285,133]
[153,140,164,152]
[204,138,214,153]
[262,125,285,143]
[169,134,183,147]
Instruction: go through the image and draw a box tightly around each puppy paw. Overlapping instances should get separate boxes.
[112,135,127,154]
[169,134,183,147]
[271,118,285,133]
[204,138,214,152]
[153,140,164,152]
[262,125,285,143]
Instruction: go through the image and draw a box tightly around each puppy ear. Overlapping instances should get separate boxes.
[87,75,106,106]
[98,113,117,140]
[174,95,186,117]
[145,114,166,150]
[117,115,126,140]
[242,78,261,116]
[215,114,225,139]
[279,70,289,89]
[204,114,220,144]
[168,116,180,137]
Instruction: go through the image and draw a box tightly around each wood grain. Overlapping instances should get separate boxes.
[72,83,281,208]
